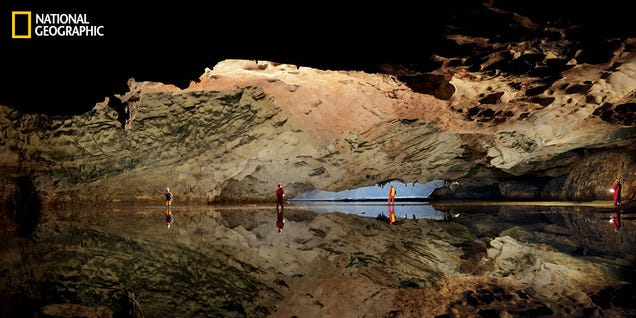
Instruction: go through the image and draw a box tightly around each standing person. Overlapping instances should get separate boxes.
[276,183,285,214]
[165,187,174,207]
[276,183,285,234]
[612,179,622,206]
[388,185,396,224]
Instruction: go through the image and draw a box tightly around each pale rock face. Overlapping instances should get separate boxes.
[1,51,635,206]
[485,235,608,295]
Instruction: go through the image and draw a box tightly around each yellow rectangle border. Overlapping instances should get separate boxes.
[12,11,32,39]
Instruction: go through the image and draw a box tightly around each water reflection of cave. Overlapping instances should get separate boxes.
[289,180,448,220]
[433,203,636,257]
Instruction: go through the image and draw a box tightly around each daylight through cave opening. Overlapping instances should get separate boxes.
[291,180,446,202]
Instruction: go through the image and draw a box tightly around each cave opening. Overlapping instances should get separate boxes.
[291,180,446,202]
[289,180,448,220]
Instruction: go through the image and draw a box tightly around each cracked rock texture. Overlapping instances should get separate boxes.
[1,53,634,207]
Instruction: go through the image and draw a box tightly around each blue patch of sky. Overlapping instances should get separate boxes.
[292,180,445,201]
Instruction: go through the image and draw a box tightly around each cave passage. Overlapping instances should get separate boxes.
[291,180,445,202]
[288,180,447,219]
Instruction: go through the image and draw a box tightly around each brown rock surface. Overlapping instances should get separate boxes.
[1,52,635,206]
[1,205,633,317]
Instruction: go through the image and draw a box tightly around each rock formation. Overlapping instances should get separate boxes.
[2,46,635,206]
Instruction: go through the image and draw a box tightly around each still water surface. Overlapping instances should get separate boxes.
[1,201,634,317]
[289,200,636,258]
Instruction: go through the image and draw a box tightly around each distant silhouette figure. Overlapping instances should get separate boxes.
[276,183,285,234]
[443,209,461,221]
[449,181,461,192]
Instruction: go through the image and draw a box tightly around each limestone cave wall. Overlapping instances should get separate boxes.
[1,2,635,208]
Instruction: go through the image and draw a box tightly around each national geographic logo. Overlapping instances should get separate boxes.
[11,11,31,38]
[11,11,105,39]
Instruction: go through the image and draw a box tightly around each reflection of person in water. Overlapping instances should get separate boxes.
[276,210,285,234]
[609,211,621,232]
[612,179,622,206]
[443,209,461,221]
[276,183,285,234]
[164,187,175,228]
[388,185,396,224]
[166,209,174,229]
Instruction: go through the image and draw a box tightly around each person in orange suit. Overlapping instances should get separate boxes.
[165,187,174,207]
[388,185,396,224]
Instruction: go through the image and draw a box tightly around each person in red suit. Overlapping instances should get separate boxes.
[609,211,621,232]
[612,179,622,206]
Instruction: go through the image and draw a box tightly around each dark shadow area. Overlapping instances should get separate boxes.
[4,0,632,116]
[14,176,41,237]
[2,0,454,115]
